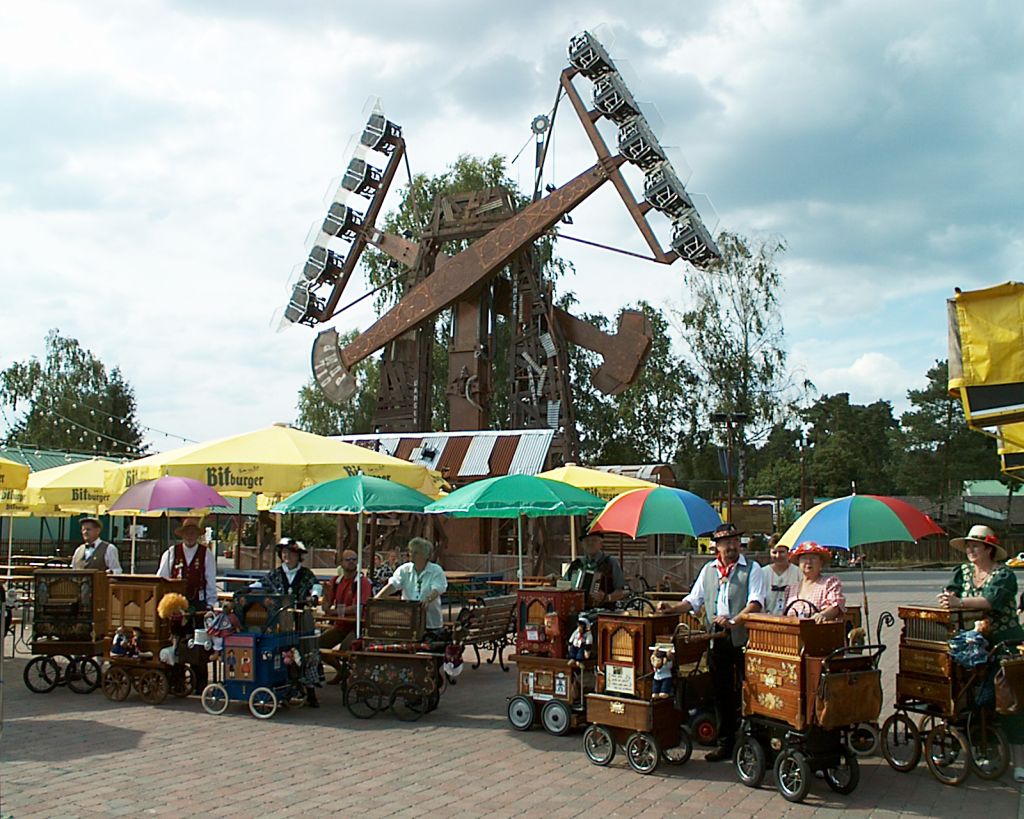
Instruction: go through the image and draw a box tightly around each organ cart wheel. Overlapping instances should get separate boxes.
[924,723,969,786]
[625,732,661,775]
[774,749,812,803]
[200,683,230,715]
[506,695,535,731]
[345,679,382,720]
[137,669,170,705]
[283,684,308,709]
[692,714,718,747]
[24,657,59,694]
[390,684,429,722]
[849,722,879,757]
[965,710,1010,781]
[541,700,572,736]
[662,725,693,765]
[248,686,278,719]
[168,665,194,698]
[66,657,101,694]
[881,712,921,772]
[102,666,132,702]
[583,725,616,766]
[734,735,767,788]
[823,747,860,794]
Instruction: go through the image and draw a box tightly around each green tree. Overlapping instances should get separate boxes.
[295,329,380,435]
[897,360,998,496]
[673,231,808,493]
[0,329,145,455]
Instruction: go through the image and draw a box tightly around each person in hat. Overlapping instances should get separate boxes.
[764,535,801,615]
[156,517,218,691]
[562,529,626,609]
[939,524,1024,780]
[658,521,766,761]
[70,516,122,574]
[261,537,325,706]
[782,542,845,622]
[319,549,372,650]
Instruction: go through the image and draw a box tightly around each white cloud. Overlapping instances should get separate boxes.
[812,352,925,413]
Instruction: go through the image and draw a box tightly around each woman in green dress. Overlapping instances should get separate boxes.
[938,524,1024,780]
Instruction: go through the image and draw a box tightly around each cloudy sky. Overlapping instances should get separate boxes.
[2,0,1021,452]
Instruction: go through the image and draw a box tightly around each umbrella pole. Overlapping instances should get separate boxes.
[130,515,137,574]
[860,556,869,623]
[570,516,577,562]
[356,513,364,638]
[517,514,524,590]
[6,516,13,576]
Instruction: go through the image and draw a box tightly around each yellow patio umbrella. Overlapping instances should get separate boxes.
[104,424,444,499]
[0,456,29,492]
[535,464,657,559]
[25,458,116,515]
[1,487,31,576]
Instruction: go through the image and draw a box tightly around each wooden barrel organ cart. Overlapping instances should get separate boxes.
[734,613,885,803]
[582,611,715,774]
[100,576,204,705]
[343,598,454,721]
[200,592,309,719]
[879,605,1013,785]
[507,588,593,735]
[23,569,108,695]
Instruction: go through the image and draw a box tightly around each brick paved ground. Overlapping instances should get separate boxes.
[1,571,1022,818]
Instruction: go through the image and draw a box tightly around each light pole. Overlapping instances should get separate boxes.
[711,412,748,523]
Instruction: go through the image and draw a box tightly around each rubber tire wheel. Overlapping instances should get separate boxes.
[66,657,101,694]
[663,726,693,766]
[390,684,428,722]
[774,749,812,803]
[849,723,879,758]
[735,735,768,788]
[507,695,535,731]
[625,732,661,775]
[102,666,132,702]
[966,711,1010,781]
[168,665,194,698]
[541,700,572,736]
[881,712,921,772]
[284,684,308,709]
[924,723,970,786]
[24,657,59,694]
[583,725,616,766]
[137,670,169,705]
[248,686,278,719]
[201,683,230,715]
[823,747,860,794]
[345,679,381,720]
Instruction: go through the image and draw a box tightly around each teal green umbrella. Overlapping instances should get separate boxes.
[424,475,606,588]
[270,475,434,636]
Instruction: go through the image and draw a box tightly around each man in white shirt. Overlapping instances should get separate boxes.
[659,522,765,761]
[375,537,448,634]
[70,517,123,574]
[765,536,802,615]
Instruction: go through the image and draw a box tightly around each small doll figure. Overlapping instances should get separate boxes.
[130,628,153,660]
[205,602,240,655]
[566,614,593,667]
[111,626,130,656]
[159,635,178,666]
[650,643,674,699]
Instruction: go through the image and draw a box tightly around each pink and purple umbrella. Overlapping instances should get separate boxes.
[109,476,232,513]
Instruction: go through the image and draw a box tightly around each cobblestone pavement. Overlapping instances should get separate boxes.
[1,571,1022,818]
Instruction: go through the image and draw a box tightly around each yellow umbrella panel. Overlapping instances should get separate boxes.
[105,424,444,499]
[25,457,116,515]
[0,455,29,492]
[536,464,657,500]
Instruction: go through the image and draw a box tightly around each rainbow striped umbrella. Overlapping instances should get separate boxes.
[778,494,944,550]
[589,487,721,539]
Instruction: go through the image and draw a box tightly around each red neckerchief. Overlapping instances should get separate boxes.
[716,557,738,581]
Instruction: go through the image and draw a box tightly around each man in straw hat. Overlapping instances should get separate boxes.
[659,522,766,761]
[157,517,217,691]
[70,516,122,574]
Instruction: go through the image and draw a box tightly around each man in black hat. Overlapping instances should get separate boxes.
[563,530,626,609]
[70,516,122,574]
[659,522,766,761]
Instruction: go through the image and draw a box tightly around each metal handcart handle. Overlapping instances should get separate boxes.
[821,643,886,673]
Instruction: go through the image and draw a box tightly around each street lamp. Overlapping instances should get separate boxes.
[710,412,748,523]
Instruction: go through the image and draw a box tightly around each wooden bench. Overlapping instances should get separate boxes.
[459,595,515,672]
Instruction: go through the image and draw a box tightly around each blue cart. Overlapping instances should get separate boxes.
[199,592,309,719]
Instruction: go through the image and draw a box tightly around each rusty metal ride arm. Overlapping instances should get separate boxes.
[338,155,625,371]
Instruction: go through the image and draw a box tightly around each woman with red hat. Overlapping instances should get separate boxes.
[782,542,845,623]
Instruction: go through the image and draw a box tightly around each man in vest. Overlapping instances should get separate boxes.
[156,517,218,691]
[70,517,123,574]
[562,530,626,609]
[659,522,766,761]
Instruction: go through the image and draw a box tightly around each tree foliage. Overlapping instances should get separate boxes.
[0,329,145,455]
